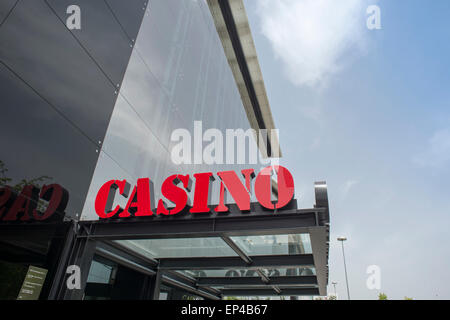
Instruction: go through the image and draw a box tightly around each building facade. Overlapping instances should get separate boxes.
[0,0,329,300]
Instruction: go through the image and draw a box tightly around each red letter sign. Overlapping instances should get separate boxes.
[157,174,190,215]
[121,178,155,217]
[95,180,130,219]
[255,165,294,210]
[190,172,215,213]
[93,166,297,220]
[215,169,254,212]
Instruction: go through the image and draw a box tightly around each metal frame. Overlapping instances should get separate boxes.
[74,202,323,240]
[48,182,329,298]
[216,0,272,156]
[197,275,318,287]
[0,183,329,299]
[158,254,315,270]
[1,201,329,299]
[221,288,320,297]
[207,0,282,158]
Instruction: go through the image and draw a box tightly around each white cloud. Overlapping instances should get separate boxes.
[340,179,359,199]
[413,128,450,168]
[256,0,369,88]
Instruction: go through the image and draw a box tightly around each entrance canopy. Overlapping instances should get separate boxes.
[56,182,330,300]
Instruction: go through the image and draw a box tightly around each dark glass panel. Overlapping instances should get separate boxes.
[46,0,135,85]
[0,0,117,144]
[0,0,17,26]
[0,63,99,220]
[105,0,147,41]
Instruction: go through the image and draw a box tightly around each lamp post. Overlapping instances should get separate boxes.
[337,237,350,300]
[332,281,338,298]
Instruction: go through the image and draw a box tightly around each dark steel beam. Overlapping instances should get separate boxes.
[162,270,197,287]
[151,270,162,300]
[95,247,156,277]
[96,240,158,268]
[257,269,270,284]
[61,237,96,300]
[221,287,320,297]
[197,275,318,287]
[161,275,221,300]
[221,236,252,264]
[162,270,221,297]
[159,254,314,270]
[47,222,77,300]
[76,207,322,240]
[273,286,281,294]
[314,181,330,227]
[217,0,272,156]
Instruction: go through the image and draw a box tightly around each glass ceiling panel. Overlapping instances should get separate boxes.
[116,238,238,258]
[230,234,312,256]
[180,267,316,278]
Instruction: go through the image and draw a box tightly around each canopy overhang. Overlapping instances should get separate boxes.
[46,182,330,299]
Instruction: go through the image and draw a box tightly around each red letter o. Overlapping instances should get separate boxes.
[255,166,295,210]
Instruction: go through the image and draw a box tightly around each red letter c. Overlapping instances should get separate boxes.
[95,180,129,219]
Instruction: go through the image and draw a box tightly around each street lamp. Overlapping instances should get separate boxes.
[332,281,338,298]
[337,236,350,300]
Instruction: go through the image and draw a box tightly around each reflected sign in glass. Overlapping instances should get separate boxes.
[16,266,48,300]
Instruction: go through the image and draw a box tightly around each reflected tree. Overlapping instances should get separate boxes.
[0,160,51,191]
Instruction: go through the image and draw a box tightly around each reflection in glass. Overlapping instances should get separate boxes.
[117,237,238,258]
[81,0,261,222]
[180,267,316,279]
[230,234,312,256]
[87,260,115,284]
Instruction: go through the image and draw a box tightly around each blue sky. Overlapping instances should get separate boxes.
[244,0,450,299]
